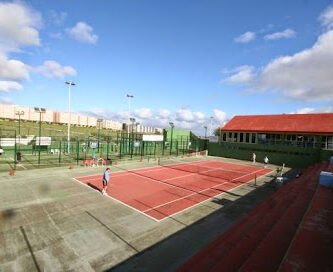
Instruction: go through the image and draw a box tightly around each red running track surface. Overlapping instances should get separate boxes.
[75,160,272,220]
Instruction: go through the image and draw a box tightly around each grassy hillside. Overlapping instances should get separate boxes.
[0,118,122,140]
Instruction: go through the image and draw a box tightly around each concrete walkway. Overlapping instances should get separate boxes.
[0,158,288,271]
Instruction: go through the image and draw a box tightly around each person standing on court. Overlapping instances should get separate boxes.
[102,168,111,195]
[264,156,269,168]
[252,152,256,164]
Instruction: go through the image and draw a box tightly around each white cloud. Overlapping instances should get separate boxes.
[83,107,224,135]
[0,96,13,104]
[222,30,333,101]
[319,5,333,30]
[213,109,227,123]
[0,2,41,53]
[234,31,256,43]
[292,106,333,114]
[48,10,67,26]
[134,108,153,119]
[264,28,296,40]
[158,109,171,118]
[0,81,23,93]
[222,65,255,84]
[296,107,315,114]
[37,60,77,79]
[66,22,98,44]
[0,55,30,81]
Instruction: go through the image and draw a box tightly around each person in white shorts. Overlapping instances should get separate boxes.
[264,156,269,168]
[252,152,256,164]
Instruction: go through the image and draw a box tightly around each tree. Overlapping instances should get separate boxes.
[213,127,221,136]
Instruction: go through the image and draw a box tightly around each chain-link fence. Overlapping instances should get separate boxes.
[0,130,206,172]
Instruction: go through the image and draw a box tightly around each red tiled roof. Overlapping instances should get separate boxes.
[221,113,333,134]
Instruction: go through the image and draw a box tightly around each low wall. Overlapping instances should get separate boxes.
[208,142,333,168]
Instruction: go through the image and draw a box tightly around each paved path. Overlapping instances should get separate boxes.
[0,158,288,271]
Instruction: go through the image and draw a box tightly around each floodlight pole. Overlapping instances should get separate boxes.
[127,94,134,134]
[15,111,24,151]
[169,122,174,155]
[130,117,135,158]
[209,116,214,136]
[66,81,76,154]
[97,119,103,152]
[204,126,207,139]
[34,108,45,166]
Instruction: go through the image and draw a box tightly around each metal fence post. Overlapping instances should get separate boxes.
[14,131,17,170]
[76,140,79,165]
[59,141,62,165]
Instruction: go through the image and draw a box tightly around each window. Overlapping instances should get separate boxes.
[222,133,226,142]
[246,133,250,143]
[258,133,266,144]
[251,133,256,143]
[240,133,244,142]
[233,133,238,142]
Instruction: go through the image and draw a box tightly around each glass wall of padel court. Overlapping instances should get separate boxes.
[0,130,207,171]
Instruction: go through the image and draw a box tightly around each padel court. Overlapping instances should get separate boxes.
[75,160,272,221]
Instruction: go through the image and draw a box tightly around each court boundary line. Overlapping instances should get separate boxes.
[156,168,274,221]
[72,177,160,222]
[74,159,208,180]
[74,164,273,221]
[142,168,269,213]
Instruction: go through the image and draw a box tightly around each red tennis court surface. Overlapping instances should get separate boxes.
[75,160,272,221]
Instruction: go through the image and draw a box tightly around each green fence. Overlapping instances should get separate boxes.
[0,131,206,172]
[208,142,333,168]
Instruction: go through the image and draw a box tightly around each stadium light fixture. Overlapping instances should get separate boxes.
[65,81,76,153]
[169,122,175,155]
[97,119,103,152]
[15,111,25,149]
[34,107,46,165]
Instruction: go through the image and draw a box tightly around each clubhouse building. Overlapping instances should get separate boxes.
[220,113,333,150]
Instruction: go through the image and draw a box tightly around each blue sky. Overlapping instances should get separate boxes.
[1,0,333,134]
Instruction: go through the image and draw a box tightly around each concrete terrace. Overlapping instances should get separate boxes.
[0,157,288,272]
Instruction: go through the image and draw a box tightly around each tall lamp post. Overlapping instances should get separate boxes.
[34,107,46,166]
[204,126,207,139]
[169,122,174,155]
[209,116,214,136]
[65,81,76,153]
[15,110,24,151]
[97,119,103,152]
[127,94,134,134]
[129,118,135,158]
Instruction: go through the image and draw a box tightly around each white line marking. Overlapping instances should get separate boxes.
[156,169,274,222]
[75,161,273,221]
[72,177,160,222]
[142,168,268,213]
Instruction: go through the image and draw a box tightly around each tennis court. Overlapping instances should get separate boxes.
[75,159,272,220]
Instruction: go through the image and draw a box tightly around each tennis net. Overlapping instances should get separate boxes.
[158,158,246,181]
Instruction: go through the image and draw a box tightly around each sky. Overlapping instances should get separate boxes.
[1,0,333,135]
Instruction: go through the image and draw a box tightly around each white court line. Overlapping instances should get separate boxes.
[142,167,268,213]
[74,159,207,179]
[156,168,274,221]
[72,177,160,222]
[76,159,251,181]
[74,161,272,221]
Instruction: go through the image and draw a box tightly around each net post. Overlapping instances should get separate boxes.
[254,173,257,186]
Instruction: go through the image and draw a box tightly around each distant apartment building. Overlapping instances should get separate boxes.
[0,103,123,130]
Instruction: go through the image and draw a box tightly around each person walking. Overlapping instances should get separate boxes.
[252,152,256,164]
[102,167,110,195]
[264,156,269,168]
